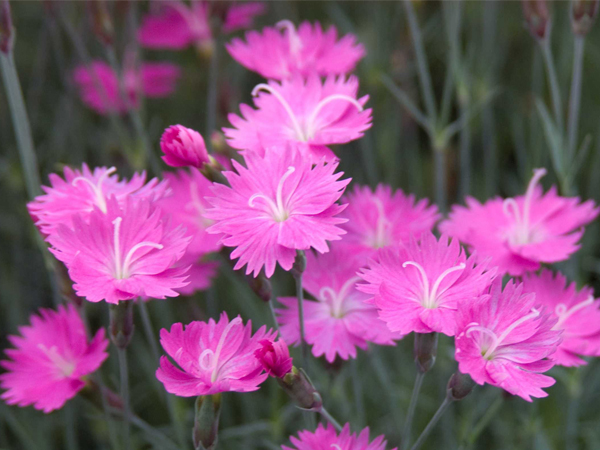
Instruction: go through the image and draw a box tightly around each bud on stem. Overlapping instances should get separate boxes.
[109,301,134,349]
[522,0,551,40]
[291,250,307,279]
[414,332,438,374]
[0,0,14,55]
[277,366,323,411]
[88,0,114,46]
[247,271,272,303]
[200,156,229,186]
[446,371,476,401]
[193,394,222,450]
[572,0,599,35]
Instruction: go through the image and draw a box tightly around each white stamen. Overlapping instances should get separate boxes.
[554,296,595,329]
[112,216,163,279]
[72,167,117,213]
[369,197,389,249]
[252,84,306,141]
[38,344,76,377]
[319,276,362,318]
[276,20,303,55]
[205,317,243,383]
[248,166,296,222]
[402,261,465,309]
[306,95,364,139]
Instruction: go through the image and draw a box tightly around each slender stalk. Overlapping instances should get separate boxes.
[64,404,79,450]
[402,372,425,450]
[465,396,503,446]
[295,270,308,365]
[98,377,121,450]
[482,1,498,197]
[458,98,471,198]
[434,149,447,212]
[319,407,343,433]
[540,37,564,133]
[567,35,585,161]
[205,37,220,153]
[352,359,365,427]
[116,347,131,450]
[409,397,452,450]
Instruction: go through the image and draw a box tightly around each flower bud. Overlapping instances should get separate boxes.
[291,250,307,279]
[0,0,13,55]
[277,366,322,411]
[522,0,551,40]
[200,155,229,185]
[446,371,476,401]
[247,271,272,302]
[572,0,599,35]
[88,0,114,46]
[255,339,293,378]
[414,332,438,374]
[108,301,134,349]
[193,394,222,450]
[160,125,209,169]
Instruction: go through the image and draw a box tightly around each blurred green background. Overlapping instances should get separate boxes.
[2,1,600,449]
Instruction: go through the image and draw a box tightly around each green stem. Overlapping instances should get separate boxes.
[466,396,503,446]
[117,347,131,450]
[540,37,564,133]
[319,407,343,433]
[64,404,79,450]
[295,270,308,366]
[567,35,585,161]
[205,36,220,153]
[402,371,425,450]
[409,397,453,450]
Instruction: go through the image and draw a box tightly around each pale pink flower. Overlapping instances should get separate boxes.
[283,423,397,450]
[254,338,293,378]
[339,184,439,260]
[73,61,180,115]
[522,269,600,366]
[226,20,365,80]
[205,149,350,278]
[0,304,109,413]
[224,75,372,163]
[277,248,398,362]
[28,164,167,235]
[138,1,265,51]
[455,280,561,402]
[358,233,496,337]
[440,168,599,276]
[156,313,276,396]
[160,125,209,168]
[48,197,190,304]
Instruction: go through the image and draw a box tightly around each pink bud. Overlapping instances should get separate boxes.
[160,125,209,168]
[254,339,293,378]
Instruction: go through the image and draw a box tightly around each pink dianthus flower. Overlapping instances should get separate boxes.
[160,125,209,168]
[224,75,372,163]
[0,304,109,413]
[440,168,599,276]
[226,20,365,80]
[205,150,350,278]
[254,339,293,378]
[156,313,276,396]
[523,269,600,367]
[455,280,561,402]
[277,247,398,362]
[358,233,496,337]
[283,423,397,450]
[48,197,190,304]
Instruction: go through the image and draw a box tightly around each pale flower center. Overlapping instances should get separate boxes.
[38,344,76,378]
[465,308,540,360]
[319,277,363,319]
[112,217,163,280]
[251,84,364,142]
[402,261,466,309]
[276,20,303,56]
[366,197,390,249]
[553,296,595,330]
[502,168,546,246]
[248,166,296,222]
[72,166,117,213]
[198,317,242,383]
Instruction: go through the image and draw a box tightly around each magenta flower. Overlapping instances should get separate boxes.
[0,304,108,413]
[224,75,372,162]
[73,61,180,115]
[28,164,167,235]
[254,339,293,378]
[358,233,495,337]
[440,168,599,276]
[276,248,398,362]
[205,150,350,278]
[156,313,276,396]
[522,269,600,367]
[173,254,218,296]
[160,125,209,168]
[283,423,397,450]
[226,20,365,80]
[47,197,190,304]
[455,280,561,402]
[339,184,439,259]
[138,1,265,51]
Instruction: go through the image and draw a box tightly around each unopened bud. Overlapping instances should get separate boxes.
[278,366,322,411]
[210,131,227,155]
[255,339,293,378]
[193,394,222,450]
[290,250,307,279]
[247,271,272,302]
[0,0,14,55]
[572,0,599,35]
[108,301,134,349]
[82,379,124,411]
[446,371,476,401]
[522,0,551,40]
[161,125,209,169]
[200,155,229,185]
[88,0,114,46]
[414,332,438,374]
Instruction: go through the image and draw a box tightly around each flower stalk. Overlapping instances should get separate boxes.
[291,250,308,365]
[193,394,222,450]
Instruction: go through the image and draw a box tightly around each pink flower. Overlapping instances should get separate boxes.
[205,149,350,278]
[73,61,180,115]
[47,197,190,304]
[277,248,398,362]
[358,233,496,337]
[254,339,293,378]
[282,423,397,450]
[174,254,218,296]
[156,313,276,396]
[226,20,365,80]
[339,184,439,259]
[223,75,372,163]
[160,125,209,168]
[138,1,265,51]
[455,280,561,402]
[440,168,599,276]
[0,304,109,413]
[28,164,167,235]
[522,269,600,367]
